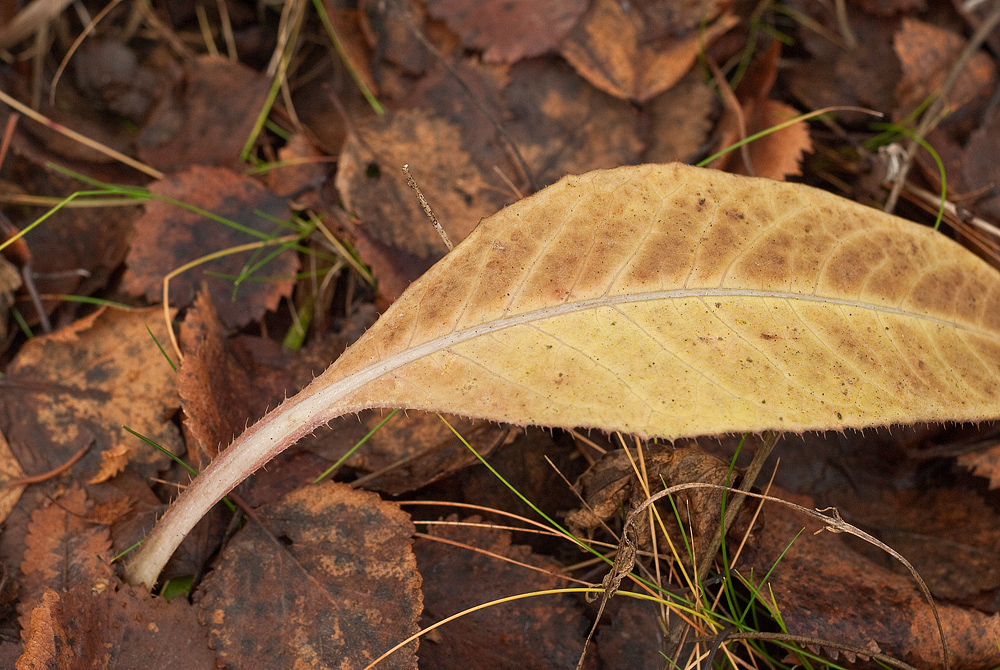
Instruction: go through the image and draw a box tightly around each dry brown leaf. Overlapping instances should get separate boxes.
[711,41,812,180]
[195,481,421,669]
[595,597,665,667]
[17,584,217,670]
[265,133,328,200]
[826,487,1000,600]
[0,427,26,525]
[358,0,430,76]
[2,165,138,328]
[135,56,271,172]
[962,106,1000,223]
[178,288,353,469]
[742,488,1000,669]
[714,99,812,180]
[853,0,925,15]
[127,163,1000,586]
[787,8,901,126]
[560,0,737,102]
[0,307,181,480]
[957,444,1000,488]
[323,7,379,98]
[122,166,297,329]
[18,487,113,632]
[336,108,499,260]
[893,17,997,121]
[566,443,741,558]
[414,518,590,668]
[504,57,644,186]
[426,0,588,63]
[642,72,716,164]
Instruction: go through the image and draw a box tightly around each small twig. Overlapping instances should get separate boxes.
[20,262,52,334]
[575,524,637,670]
[0,111,17,169]
[906,182,1000,240]
[0,88,164,180]
[3,438,93,487]
[702,623,734,670]
[884,0,1000,213]
[402,165,452,252]
[833,0,858,49]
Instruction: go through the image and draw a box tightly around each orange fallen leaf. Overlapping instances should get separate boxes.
[711,41,812,179]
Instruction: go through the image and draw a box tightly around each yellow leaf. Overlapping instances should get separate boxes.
[126,163,1000,586]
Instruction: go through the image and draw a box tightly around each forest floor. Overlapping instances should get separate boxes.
[2,0,1000,668]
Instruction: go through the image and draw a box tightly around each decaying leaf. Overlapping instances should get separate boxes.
[18,488,113,632]
[504,58,644,186]
[336,108,500,260]
[0,427,26,525]
[426,0,588,63]
[643,72,716,164]
[86,443,130,485]
[560,0,737,102]
[414,518,590,669]
[0,307,181,480]
[893,17,996,120]
[195,481,421,670]
[566,443,743,559]
[957,444,1000,489]
[741,488,1000,669]
[711,42,812,180]
[18,584,217,670]
[122,166,297,329]
[135,56,272,172]
[178,288,357,468]
[127,162,1000,586]
[826,486,1000,601]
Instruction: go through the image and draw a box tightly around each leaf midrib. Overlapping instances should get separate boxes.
[311,287,995,415]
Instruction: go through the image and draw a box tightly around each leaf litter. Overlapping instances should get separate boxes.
[1,1,1000,668]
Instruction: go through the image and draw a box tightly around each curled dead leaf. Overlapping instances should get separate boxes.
[127,163,1000,587]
